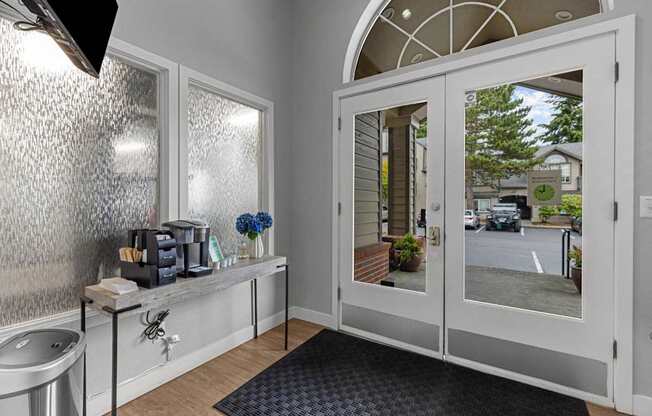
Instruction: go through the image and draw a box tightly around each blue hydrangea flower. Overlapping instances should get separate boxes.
[256,212,273,230]
[236,213,254,235]
[236,212,273,240]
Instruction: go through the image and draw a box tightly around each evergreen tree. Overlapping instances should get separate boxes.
[538,96,583,144]
[465,85,539,208]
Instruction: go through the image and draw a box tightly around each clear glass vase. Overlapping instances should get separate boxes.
[249,235,264,259]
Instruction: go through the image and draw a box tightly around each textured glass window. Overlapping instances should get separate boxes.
[187,85,261,254]
[0,18,159,326]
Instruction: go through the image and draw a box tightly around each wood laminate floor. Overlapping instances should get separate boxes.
[115,319,623,416]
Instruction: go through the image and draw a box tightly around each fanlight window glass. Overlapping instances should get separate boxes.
[355,0,602,80]
[545,154,567,164]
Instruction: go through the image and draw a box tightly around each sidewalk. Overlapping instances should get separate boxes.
[521,220,570,230]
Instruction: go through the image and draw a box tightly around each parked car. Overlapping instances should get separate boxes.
[571,216,582,235]
[486,204,521,232]
[464,210,479,229]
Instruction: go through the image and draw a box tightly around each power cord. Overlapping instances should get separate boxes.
[143,310,170,341]
[0,0,38,26]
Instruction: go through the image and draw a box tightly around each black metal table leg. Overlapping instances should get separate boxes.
[80,297,90,416]
[253,278,258,338]
[284,265,289,350]
[111,311,118,416]
[101,304,141,416]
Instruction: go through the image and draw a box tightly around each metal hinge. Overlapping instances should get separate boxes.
[338,202,342,216]
[613,340,618,359]
[337,287,341,300]
[615,62,620,83]
[613,201,619,221]
[338,117,342,131]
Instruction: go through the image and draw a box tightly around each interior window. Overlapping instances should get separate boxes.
[187,85,262,254]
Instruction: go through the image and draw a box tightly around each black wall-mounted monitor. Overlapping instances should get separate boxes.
[21,0,119,78]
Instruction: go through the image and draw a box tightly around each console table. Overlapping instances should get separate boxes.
[79,256,288,416]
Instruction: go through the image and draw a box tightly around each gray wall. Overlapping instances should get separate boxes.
[289,0,652,398]
[290,0,370,314]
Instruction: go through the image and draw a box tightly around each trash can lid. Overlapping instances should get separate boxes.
[0,329,80,369]
[0,329,85,398]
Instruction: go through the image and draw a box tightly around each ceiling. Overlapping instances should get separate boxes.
[355,0,602,80]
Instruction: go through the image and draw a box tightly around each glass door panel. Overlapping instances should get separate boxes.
[354,105,428,293]
[340,76,445,357]
[463,70,584,319]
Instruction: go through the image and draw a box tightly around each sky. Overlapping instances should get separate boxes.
[513,85,555,141]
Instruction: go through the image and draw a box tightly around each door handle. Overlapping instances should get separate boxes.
[428,226,441,246]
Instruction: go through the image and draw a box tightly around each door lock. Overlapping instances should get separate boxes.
[428,226,441,246]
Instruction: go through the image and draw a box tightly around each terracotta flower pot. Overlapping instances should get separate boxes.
[571,266,582,294]
[399,253,423,272]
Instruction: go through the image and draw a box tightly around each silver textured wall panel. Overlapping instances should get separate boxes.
[187,84,261,254]
[0,18,159,326]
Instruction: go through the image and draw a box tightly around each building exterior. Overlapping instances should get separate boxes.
[470,142,583,221]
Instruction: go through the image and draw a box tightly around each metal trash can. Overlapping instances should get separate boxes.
[0,329,86,416]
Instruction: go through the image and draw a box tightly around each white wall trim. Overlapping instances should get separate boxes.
[291,306,337,329]
[634,395,652,416]
[342,0,390,84]
[87,308,288,416]
[334,14,636,413]
[178,65,276,254]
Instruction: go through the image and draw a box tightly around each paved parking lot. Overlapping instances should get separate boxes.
[466,226,582,275]
[385,226,583,317]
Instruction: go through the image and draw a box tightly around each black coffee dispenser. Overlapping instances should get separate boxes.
[121,229,178,288]
[162,220,212,277]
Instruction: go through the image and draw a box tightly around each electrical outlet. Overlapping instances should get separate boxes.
[164,334,181,361]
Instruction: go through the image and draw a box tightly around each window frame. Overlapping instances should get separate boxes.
[107,39,180,224]
[179,66,275,254]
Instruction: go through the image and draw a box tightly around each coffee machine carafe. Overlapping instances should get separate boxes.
[162,220,212,277]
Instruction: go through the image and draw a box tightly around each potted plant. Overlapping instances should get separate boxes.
[393,233,423,272]
[568,245,582,294]
[236,212,273,259]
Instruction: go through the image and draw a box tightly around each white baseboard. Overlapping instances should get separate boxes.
[634,395,652,416]
[290,306,336,329]
[87,309,288,416]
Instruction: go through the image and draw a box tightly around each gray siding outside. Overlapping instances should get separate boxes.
[388,123,417,236]
[354,112,382,249]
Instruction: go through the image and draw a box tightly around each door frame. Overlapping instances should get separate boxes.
[332,14,635,413]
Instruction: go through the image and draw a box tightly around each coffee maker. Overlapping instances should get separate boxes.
[162,220,212,277]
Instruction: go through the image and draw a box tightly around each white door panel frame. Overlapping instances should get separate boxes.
[338,76,445,356]
[333,15,635,413]
[445,33,616,403]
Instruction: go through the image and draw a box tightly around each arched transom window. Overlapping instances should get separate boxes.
[354,0,604,80]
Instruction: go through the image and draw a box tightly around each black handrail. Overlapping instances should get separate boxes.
[561,229,571,278]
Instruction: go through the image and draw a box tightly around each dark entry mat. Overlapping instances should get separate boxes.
[215,329,589,416]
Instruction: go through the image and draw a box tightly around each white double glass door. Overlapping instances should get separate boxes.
[338,33,616,404]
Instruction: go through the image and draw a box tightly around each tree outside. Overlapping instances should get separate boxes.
[464,85,540,209]
[538,96,583,145]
